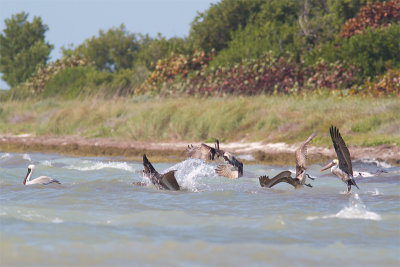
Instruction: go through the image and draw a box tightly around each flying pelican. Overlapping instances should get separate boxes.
[23,164,61,185]
[320,126,359,193]
[142,154,180,191]
[186,139,220,161]
[215,140,243,179]
[259,132,316,188]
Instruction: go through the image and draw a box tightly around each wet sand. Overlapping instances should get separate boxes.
[1,134,399,165]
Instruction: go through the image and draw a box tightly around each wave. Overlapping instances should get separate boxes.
[65,160,136,172]
[365,188,383,196]
[307,194,381,221]
[0,153,11,160]
[22,153,31,162]
[359,158,392,169]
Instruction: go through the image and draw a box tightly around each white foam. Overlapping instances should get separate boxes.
[366,188,382,196]
[307,194,381,221]
[360,158,392,169]
[42,160,53,167]
[353,171,374,178]
[22,153,31,162]
[52,217,64,223]
[164,159,216,192]
[0,153,11,159]
[237,154,255,161]
[66,160,136,172]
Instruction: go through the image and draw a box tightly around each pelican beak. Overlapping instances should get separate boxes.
[320,161,334,172]
[23,168,31,185]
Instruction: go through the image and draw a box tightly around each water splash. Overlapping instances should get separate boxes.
[52,217,64,223]
[22,153,31,162]
[366,188,382,196]
[164,159,216,192]
[307,193,381,221]
[65,160,136,172]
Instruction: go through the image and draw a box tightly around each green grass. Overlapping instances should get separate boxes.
[0,95,399,146]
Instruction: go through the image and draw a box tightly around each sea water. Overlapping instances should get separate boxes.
[0,152,399,266]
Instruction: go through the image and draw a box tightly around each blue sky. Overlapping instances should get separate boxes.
[0,0,218,89]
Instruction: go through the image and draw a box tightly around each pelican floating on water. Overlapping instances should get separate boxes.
[186,140,219,161]
[259,132,316,188]
[142,154,180,191]
[320,126,359,193]
[23,164,61,185]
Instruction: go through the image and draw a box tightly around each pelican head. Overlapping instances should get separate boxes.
[320,159,338,172]
[23,164,35,185]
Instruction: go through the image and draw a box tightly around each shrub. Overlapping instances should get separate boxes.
[340,0,400,38]
[142,52,360,96]
[308,23,400,79]
[355,69,400,96]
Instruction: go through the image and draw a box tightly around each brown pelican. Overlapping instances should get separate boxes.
[186,140,220,161]
[215,141,243,179]
[320,126,359,193]
[23,164,61,185]
[142,154,180,191]
[259,132,316,188]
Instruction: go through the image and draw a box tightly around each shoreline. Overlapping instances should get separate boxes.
[1,134,399,166]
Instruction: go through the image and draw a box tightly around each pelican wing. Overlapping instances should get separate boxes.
[295,132,316,179]
[259,171,298,188]
[143,154,158,175]
[330,126,352,176]
[160,170,180,191]
[216,164,240,179]
[186,143,215,160]
[222,153,243,175]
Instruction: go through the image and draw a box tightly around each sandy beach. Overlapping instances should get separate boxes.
[1,134,399,165]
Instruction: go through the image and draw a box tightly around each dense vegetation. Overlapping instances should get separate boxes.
[1,96,399,147]
[1,0,399,99]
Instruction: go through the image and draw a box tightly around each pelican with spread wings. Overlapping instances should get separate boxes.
[259,132,316,189]
[320,126,359,193]
[215,150,243,179]
[186,140,220,161]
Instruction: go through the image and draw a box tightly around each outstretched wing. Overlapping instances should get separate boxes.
[330,126,352,176]
[295,132,317,179]
[259,171,298,188]
[186,144,215,160]
[143,154,158,175]
[160,170,180,191]
[216,164,240,179]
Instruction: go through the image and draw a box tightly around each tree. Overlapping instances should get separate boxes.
[0,12,53,87]
[189,0,264,53]
[69,24,139,72]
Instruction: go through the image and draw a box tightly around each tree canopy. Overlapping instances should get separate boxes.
[0,12,53,87]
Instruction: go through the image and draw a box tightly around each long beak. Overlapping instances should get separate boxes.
[320,162,334,172]
[23,169,30,185]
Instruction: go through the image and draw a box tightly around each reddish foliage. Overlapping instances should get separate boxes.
[358,69,400,96]
[340,0,400,38]
[142,53,361,96]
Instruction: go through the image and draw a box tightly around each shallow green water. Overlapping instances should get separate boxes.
[1,152,399,266]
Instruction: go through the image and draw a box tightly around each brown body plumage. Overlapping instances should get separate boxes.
[142,154,180,191]
[320,126,359,193]
[259,132,316,189]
